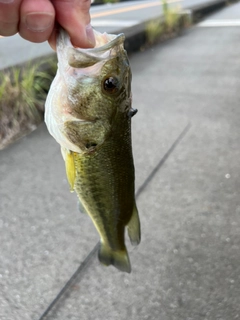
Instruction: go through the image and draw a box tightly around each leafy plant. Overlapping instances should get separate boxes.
[0,57,57,149]
[146,20,164,45]
[146,0,184,45]
[163,0,181,32]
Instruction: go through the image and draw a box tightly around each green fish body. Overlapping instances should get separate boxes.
[45,29,140,273]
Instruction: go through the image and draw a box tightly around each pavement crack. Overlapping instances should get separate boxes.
[37,243,100,320]
[135,122,191,199]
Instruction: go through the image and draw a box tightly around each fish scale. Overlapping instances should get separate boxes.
[74,115,134,234]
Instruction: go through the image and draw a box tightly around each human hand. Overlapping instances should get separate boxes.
[0,0,95,49]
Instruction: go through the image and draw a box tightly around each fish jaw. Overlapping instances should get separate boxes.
[57,29,126,71]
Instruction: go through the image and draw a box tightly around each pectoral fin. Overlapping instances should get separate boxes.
[127,203,141,246]
[128,108,138,118]
[65,150,76,192]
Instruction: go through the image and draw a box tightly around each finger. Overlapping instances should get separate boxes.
[19,0,55,43]
[0,0,22,36]
[48,26,58,50]
[50,0,95,48]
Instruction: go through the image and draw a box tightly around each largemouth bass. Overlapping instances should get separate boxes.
[45,29,140,273]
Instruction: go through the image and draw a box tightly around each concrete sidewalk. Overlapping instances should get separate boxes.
[1,1,240,320]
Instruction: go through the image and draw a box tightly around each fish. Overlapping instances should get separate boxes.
[44,28,140,273]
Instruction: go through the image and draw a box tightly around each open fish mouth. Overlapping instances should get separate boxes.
[61,29,125,61]
[57,29,126,70]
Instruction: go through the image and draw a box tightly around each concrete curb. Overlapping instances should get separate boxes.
[123,0,228,53]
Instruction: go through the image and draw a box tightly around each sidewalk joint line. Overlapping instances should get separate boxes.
[136,122,191,198]
[37,243,100,320]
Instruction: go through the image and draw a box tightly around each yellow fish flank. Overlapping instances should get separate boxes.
[45,29,140,273]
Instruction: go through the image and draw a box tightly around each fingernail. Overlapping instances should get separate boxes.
[86,24,95,46]
[25,13,54,32]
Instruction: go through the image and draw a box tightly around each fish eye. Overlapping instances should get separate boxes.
[103,77,119,94]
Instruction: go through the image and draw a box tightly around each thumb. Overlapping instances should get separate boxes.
[50,0,95,49]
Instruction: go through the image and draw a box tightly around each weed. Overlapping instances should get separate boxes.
[145,0,185,45]
[103,0,119,3]
[146,20,164,45]
[0,57,57,149]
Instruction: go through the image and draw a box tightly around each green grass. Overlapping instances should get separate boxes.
[146,0,185,45]
[103,0,119,3]
[0,57,57,149]
[146,20,164,45]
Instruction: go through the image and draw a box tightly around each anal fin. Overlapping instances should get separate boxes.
[127,203,141,246]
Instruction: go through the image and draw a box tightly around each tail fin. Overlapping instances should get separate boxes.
[98,242,131,273]
[127,203,141,246]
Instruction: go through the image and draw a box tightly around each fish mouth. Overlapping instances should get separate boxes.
[86,31,125,53]
[58,29,125,69]
[59,28,125,51]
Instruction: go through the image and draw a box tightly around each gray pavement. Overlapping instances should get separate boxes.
[1,1,240,320]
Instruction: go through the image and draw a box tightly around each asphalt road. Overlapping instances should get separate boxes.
[1,2,240,320]
[0,0,226,70]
